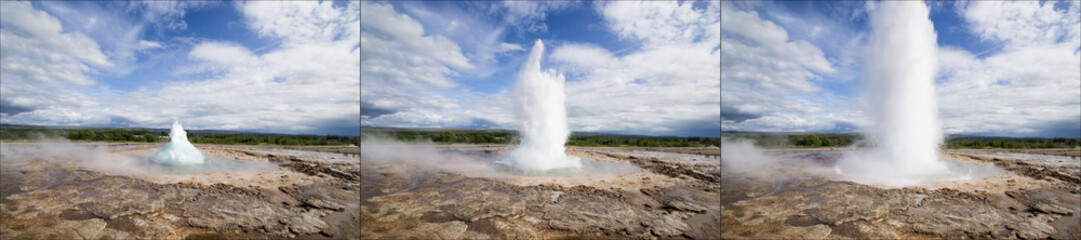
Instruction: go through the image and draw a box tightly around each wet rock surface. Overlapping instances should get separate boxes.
[0,143,360,239]
[721,149,1081,240]
[360,147,721,239]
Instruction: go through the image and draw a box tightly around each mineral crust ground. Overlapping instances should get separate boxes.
[721,148,1081,239]
[0,143,360,239]
[360,146,721,239]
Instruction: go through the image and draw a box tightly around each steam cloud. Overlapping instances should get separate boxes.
[835,1,965,186]
[501,39,582,172]
[0,138,275,180]
[720,138,776,174]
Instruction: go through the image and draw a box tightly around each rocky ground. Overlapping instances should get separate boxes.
[721,148,1081,239]
[0,142,360,239]
[360,146,721,239]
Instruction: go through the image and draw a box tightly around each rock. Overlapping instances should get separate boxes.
[1005,190,1025,200]
[417,221,468,239]
[1015,216,1056,239]
[777,224,832,239]
[481,217,539,239]
[550,191,563,203]
[304,198,345,211]
[666,200,707,213]
[650,212,690,236]
[359,149,722,239]
[288,212,329,234]
[129,217,181,239]
[799,178,831,188]
[73,218,107,240]
[1032,203,1072,216]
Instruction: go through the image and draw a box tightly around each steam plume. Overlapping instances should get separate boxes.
[836,1,958,186]
[502,40,582,172]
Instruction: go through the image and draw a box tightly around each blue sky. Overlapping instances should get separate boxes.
[0,1,360,135]
[360,1,722,137]
[722,1,1081,138]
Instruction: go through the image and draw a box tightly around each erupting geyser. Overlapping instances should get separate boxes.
[502,39,582,172]
[835,1,965,186]
[151,120,206,165]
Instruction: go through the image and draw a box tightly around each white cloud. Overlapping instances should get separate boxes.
[2,1,361,135]
[35,1,192,75]
[360,1,473,89]
[129,1,214,31]
[355,1,724,136]
[550,43,617,72]
[0,1,114,122]
[935,0,1081,136]
[959,1,1080,49]
[241,0,358,45]
[720,3,852,132]
[721,4,837,92]
[360,2,537,130]
[498,42,524,52]
[137,40,163,50]
[0,1,113,75]
[720,1,1079,137]
[535,1,721,136]
[496,1,576,33]
[189,41,257,66]
[599,1,720,47]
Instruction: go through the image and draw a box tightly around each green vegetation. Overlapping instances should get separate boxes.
[0,125,69,140]
[0,125,359,146]
[363,127,720,147]
[186,134,358,146]
[391,130,515,144]
[566,135,719,147]
[722,131,1081,149]
[65,129,159,143]
[945,136,1080,149]
[722,132,862,148]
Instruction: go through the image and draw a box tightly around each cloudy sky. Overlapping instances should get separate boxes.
[722,1,1081,138]
[360,1,721,137]
[0,1,360,135]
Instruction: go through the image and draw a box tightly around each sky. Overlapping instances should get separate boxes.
[0,1,360,136]
[360,1,722,137]
[722,1,1081,138]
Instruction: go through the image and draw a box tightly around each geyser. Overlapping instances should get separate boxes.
[502,39,582,172]
[835,1,964,186]
[151,120,206,165]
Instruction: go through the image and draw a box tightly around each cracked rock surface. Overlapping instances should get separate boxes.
[721,149,1081,239]
[0,143,360,239]
[361,146,721,239]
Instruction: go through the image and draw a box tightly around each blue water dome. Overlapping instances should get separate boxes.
[151,120,206,165]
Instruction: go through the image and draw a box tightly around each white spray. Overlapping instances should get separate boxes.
[503,39,582,172]
[836,1,962,186]
[151,120,206,165]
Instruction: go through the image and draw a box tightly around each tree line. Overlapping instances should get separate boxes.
[381,129,721,148]
[945,136,1080,149]
[723,132,1081,149]
[394,130,515,144]
[566,135,720,147]
[0,126,359,146]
